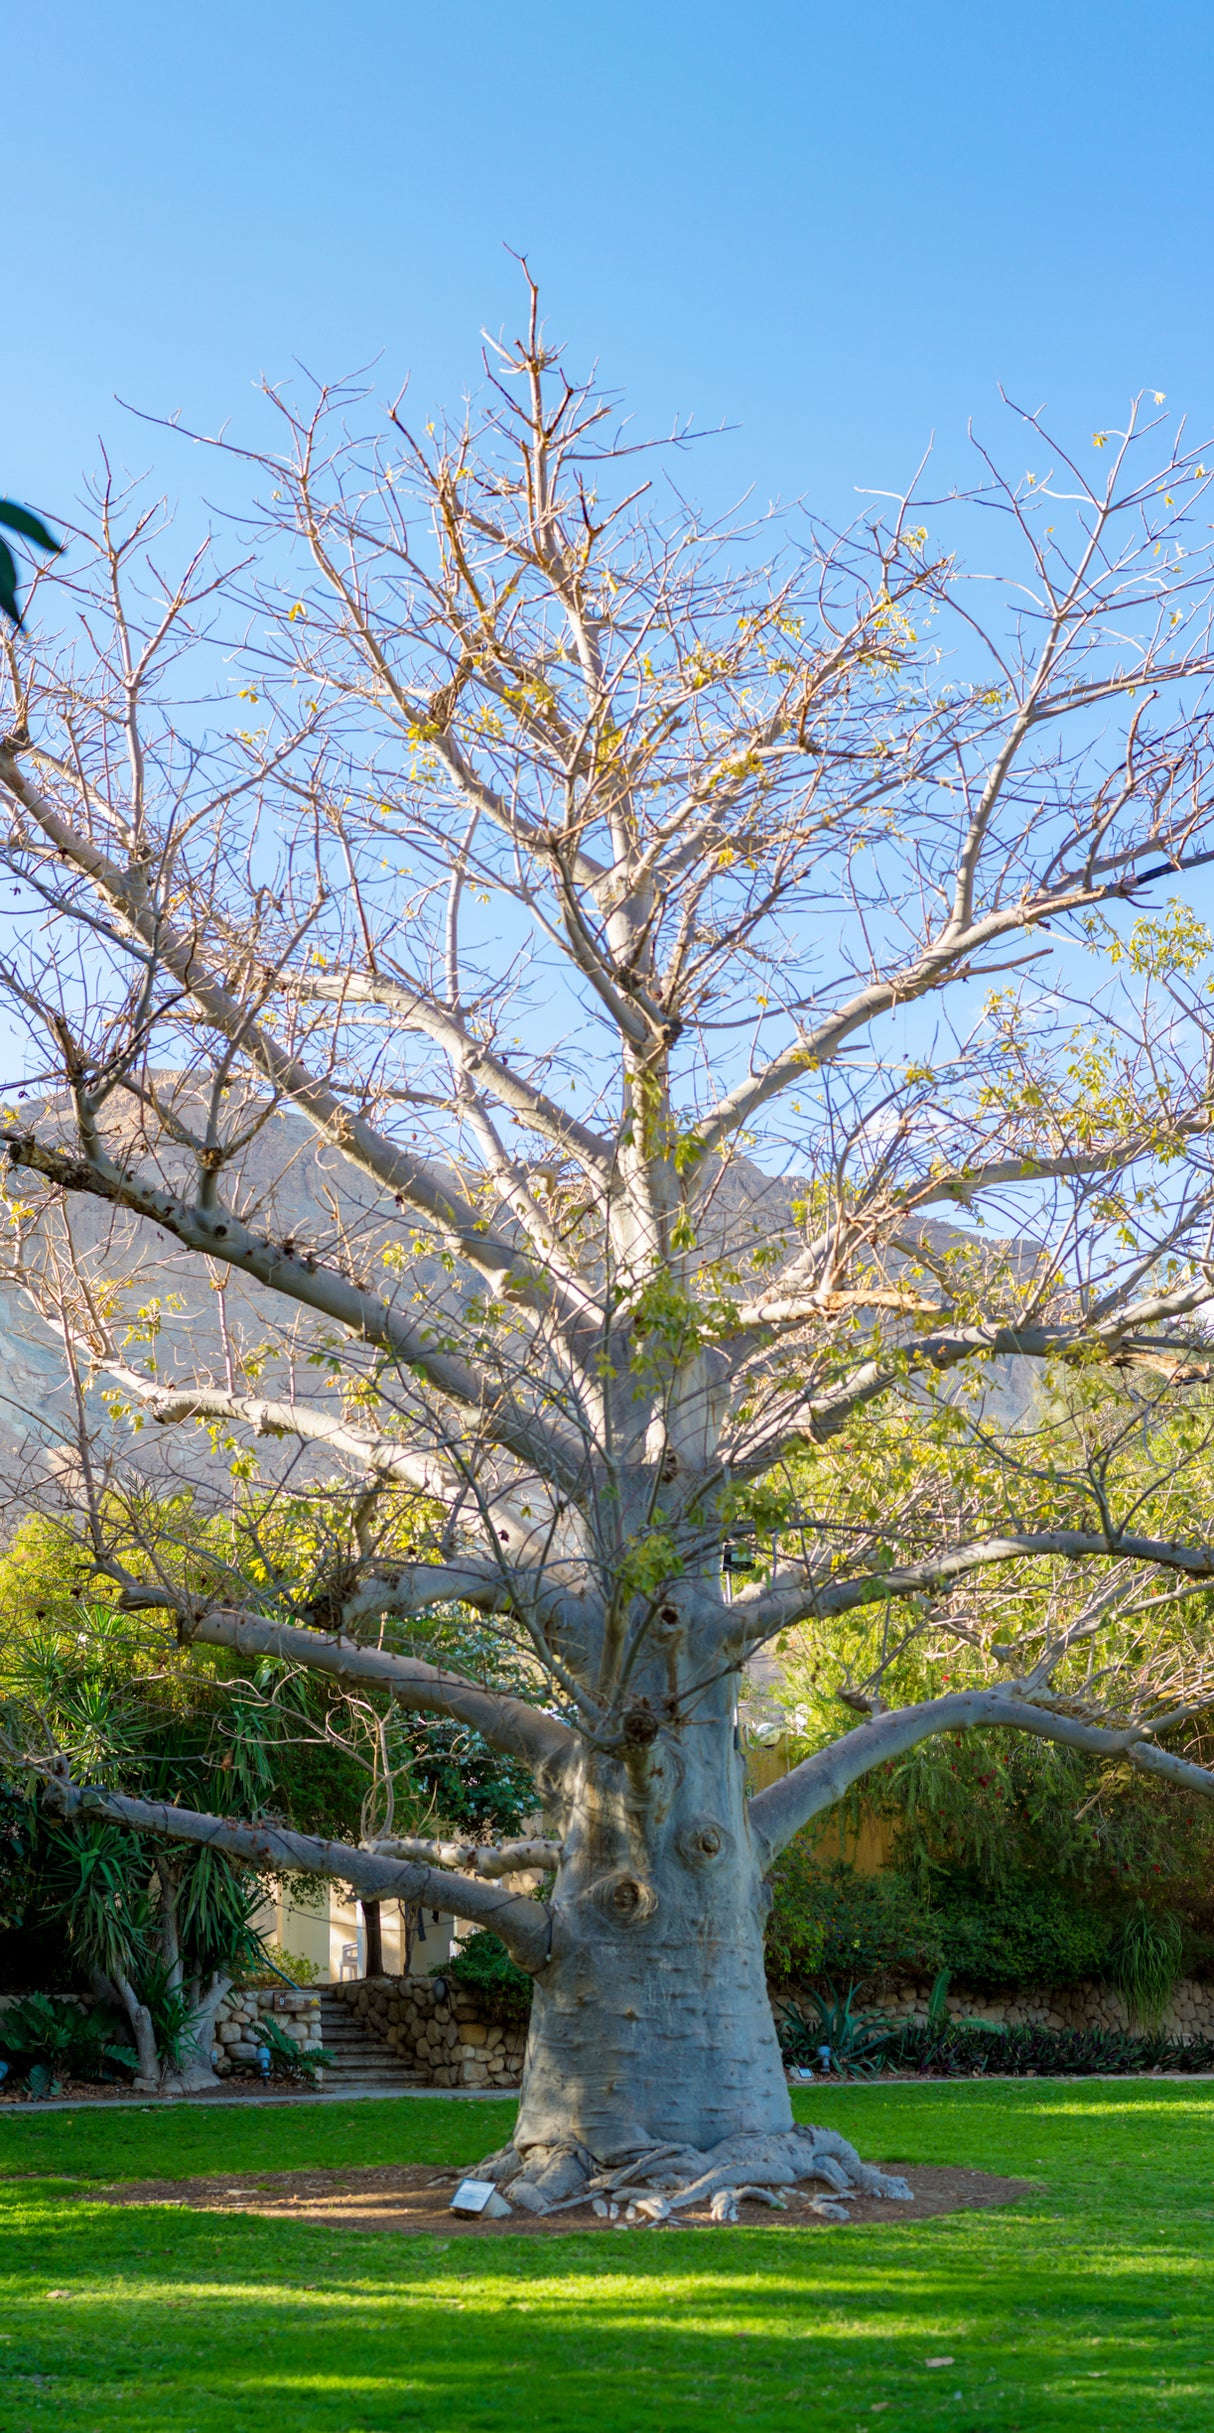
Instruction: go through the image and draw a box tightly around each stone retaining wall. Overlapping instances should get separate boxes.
[0,1984,324,2079]
[212,1987,324,2075]
[330,1973,526,2088]
[840,1975,1214,2039]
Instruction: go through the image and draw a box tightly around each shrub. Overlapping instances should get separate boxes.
[928,1877,1117,1989]
[878,2019,1214,2076]
[876,1718,1214,1942]
[0,1783,79,1993]
[765,1849,942,1987]
[236,1946,322,1988]
[405,1719,537,1838]
[256,2013,335,2081]
[0,1992,137,2081]
[1109,1902,1184,2028]
[446,1931,533,2026]
[764,1841,1124,1995]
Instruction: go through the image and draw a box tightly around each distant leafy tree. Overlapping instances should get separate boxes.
[0,1517,374,2085]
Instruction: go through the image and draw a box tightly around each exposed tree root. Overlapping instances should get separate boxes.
[477,2127,914,2222]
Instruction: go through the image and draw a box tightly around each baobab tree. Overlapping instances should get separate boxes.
[5,291,1214,2208]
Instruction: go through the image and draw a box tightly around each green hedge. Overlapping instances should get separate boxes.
[926,1876,1116,1988]
[445,1931,533,2026]
[766,1844,1144,1993]
[765,1847,940,1986]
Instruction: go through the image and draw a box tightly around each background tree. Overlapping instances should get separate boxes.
[0,1515,435,2086]
[4,1580,272,2087]
[5,292,1214,2201]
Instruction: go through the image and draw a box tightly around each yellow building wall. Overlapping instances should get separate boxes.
[252,1883,455,1982]
[744,1734,893,1874]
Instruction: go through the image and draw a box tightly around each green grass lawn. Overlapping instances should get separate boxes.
[1,2082,1212,2432]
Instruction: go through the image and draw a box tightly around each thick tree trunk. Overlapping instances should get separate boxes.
[514,1685,790,2161]
[362,1899,383,1977]
[109,1970,161,2091]
[159,1973,231,2094]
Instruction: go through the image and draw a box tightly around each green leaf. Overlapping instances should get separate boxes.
[0,538,22,629]
[0,499,62,556]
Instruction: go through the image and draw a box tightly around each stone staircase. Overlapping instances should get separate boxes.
[316,1987,428,2095]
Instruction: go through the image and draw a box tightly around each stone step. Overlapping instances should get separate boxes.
[314,1989,427,2091]
[319,2076,427,2092]
[320,2072,426,2086]
[320,2054,423,2068]
[317,2035,398,2051]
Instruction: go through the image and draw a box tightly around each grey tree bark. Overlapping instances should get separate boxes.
[516,1685,789,2157]
[103,1970,160,2091]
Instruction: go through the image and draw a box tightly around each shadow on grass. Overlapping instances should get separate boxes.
[2,2153,1210,2433]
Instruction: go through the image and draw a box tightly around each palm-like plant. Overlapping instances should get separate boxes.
[1110,1903,1185,2032]
[3,1594,301,2088]
[0,497,60,629]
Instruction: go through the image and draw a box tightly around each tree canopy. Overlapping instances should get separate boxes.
[3,288,1214,2193]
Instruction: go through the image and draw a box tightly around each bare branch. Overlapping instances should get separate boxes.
[748,1689,1214,1863]
[169,1604,574,1771]
[41,1771,552,1969]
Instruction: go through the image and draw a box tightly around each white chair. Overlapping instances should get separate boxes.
[339,1941,360,1980]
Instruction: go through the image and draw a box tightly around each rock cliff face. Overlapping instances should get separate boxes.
[0,1091,435,1511]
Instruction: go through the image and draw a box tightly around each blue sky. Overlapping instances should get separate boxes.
[6,0,1213,1117]
[8,0,1214,527]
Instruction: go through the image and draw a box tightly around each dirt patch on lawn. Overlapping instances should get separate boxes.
[73,2161,1035,2235]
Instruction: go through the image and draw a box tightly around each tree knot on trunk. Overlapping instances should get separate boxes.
[621,1701,661,1745]
[675,1814,733,1869]
[586,1870,659,1928]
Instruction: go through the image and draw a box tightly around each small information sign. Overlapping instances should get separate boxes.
[450,2178,498,2215]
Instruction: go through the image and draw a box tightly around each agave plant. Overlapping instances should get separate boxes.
[779,1984,895,2078]
[925,1967,1006,2033]
[256,2012,335,2082]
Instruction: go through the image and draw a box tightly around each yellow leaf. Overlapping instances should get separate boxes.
[1092,433,1108,448]
[289,601,306,622]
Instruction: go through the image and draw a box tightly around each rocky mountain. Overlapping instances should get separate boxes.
[0,1091,1036,1522]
